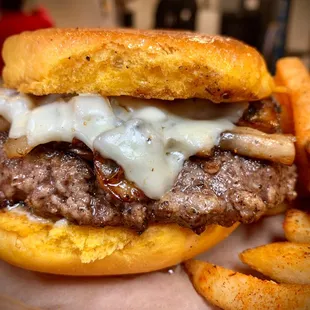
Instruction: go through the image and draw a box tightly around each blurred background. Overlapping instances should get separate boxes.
[0,0,309,72]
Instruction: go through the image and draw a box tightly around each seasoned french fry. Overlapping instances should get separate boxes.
[284,209,310,243]
[276,57,310,194]
[184,260,310,310]
[273,86,294,135]
[240,242,310,284]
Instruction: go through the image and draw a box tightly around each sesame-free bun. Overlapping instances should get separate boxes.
[2,28,273,102]
[0,209,238,276]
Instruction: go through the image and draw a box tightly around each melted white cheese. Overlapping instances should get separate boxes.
[7,204,51,224]
[0,88,33,138]
[0,88,247,199]
[6,204,68,226]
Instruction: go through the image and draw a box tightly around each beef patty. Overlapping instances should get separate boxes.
[0,131,296,233]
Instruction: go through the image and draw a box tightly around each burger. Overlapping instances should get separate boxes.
[0,28,297,275]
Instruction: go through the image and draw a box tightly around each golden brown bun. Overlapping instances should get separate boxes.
[0,209,238,276]
[3,28,274,102]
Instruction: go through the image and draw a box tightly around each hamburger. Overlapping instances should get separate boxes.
[0,28,297,275]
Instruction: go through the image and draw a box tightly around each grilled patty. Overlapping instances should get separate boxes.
[0,131,296,233]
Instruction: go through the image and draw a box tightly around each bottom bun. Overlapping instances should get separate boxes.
[0,209,238,276]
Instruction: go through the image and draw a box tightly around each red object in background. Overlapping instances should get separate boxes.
[0,6,54,73]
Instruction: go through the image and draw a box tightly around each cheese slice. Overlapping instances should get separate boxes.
[0,88,247,199]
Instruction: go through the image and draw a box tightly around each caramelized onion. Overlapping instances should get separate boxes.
[219,127,296,165]
[0,117,10,131]
[94,153,149,203]
[237,99,280,134]
[69,147,93,161]
[4,136,34,158]
[69,138,93,161]
[196,148,214,158]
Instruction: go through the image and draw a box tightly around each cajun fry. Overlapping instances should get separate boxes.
[275,57,310,194]
[284,209,310,243]
[240,242,310,284]
[273,88,294,134]
[184,259,310,310]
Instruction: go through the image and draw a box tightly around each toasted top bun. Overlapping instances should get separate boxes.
[0,209,238,275]
[2,28,274,102]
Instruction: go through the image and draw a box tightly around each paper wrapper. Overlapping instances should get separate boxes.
[0,215,286,310]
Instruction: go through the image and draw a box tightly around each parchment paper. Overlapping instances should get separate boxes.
[0,215,286,310]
